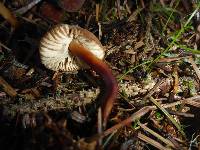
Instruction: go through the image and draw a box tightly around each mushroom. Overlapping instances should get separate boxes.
[39,24,118,127]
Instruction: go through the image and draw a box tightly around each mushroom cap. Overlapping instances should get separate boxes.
[39,24,105,72]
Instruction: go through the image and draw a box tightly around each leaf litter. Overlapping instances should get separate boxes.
[0,0,200,149]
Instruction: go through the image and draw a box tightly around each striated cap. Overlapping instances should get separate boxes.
[39,24,105,72]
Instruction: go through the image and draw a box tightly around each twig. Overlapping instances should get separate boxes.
[157,57,184,63]
[182,95,200,107]
[172,65,179,94]
[0,2,19,28]
[138,132,170,150]
[123,0,131,14]
[97,107,102,146]
[95,3,100,22]
[139,122,176,148]
[189,133,200,150]
[188,56,200,81]
[85,14,92,28]
[0,41,12,52]
[116,0,121,20]
[149,97,185,137]
[86,106,153,142]
[184,100,200,108]
[0,76,17,97]
[98,22,102,40]
[86,95,200,142]
[140,0,145,8]
[127,8,143,22]
[160,0,165,6]
[167,110,194,118]
[143,79,164,100]
[14,0,42,15]
[102,131,116,148]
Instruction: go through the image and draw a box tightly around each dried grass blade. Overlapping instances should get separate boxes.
[149,97,185,137]
[139,123,176,148]
[138,132,170,150]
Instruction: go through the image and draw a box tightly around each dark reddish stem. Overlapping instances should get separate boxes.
[69,40,118,128]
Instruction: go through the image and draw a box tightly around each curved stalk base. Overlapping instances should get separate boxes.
[69,40,118,128]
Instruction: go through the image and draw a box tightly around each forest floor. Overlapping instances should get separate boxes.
[0,0,200,149]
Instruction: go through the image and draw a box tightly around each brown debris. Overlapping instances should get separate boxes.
[0,76,17,97]
[21,87,41,99]
[0,0,200,149]
[40,2,64,23]
[188,56,200,81]
[0,2,19,28]
[59,0,86,12]
[137,132,169,150]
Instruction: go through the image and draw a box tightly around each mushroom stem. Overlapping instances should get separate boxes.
[69,40,118,128]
